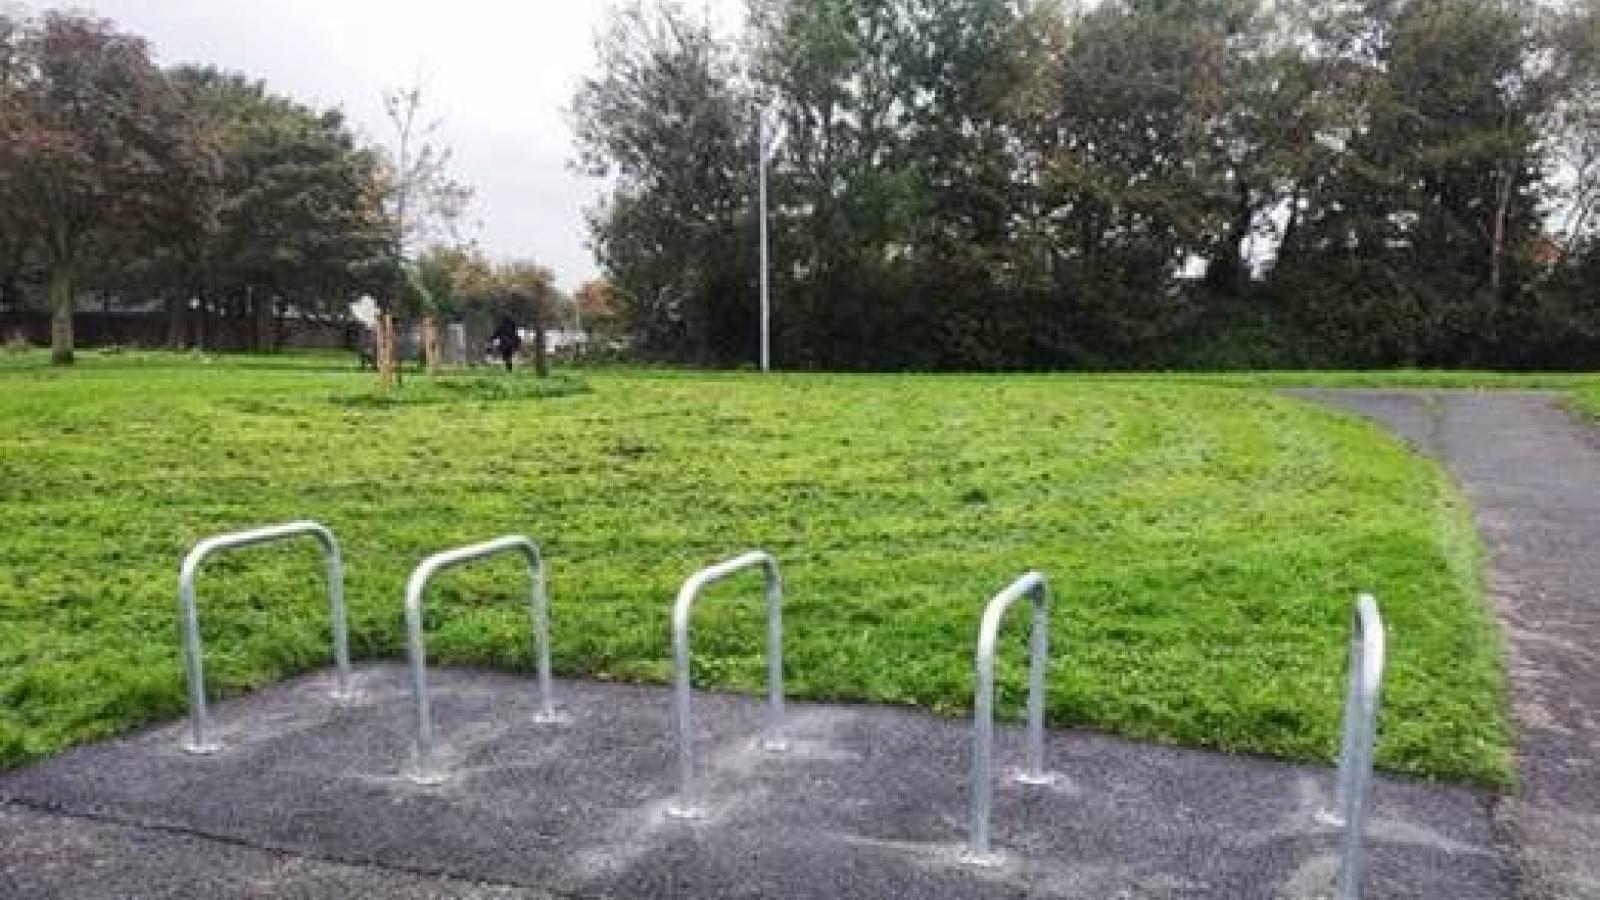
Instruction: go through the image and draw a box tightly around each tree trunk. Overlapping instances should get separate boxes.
[1207,177,1254,296]
[377,311,398,391]
[1491,165,1513,296]
[1276,186,1303,274]
[274,306,288,351]
[689,295,710,367]
[166,297,186,349]
[532,305,550,377]
[0,257,20,313]
[48,263,75,366]
[253,289,274,352]
[420,315,441,374]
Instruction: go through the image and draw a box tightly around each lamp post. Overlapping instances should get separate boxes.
[758,106,787,373]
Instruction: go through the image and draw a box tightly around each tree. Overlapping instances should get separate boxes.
[898,0,1045,367]
[574,277,628,345]
[1546,0,1600,256]
[578,0,1600,370]
[0,13,33,315]
[465,260,558,376]
[407,242,493,371]
[378,79,473,386]
[1272,0,1547,365]
[159,67,389,351]
[1002,0,1239,364]
[573,0,753,364]
[0,11,217,364]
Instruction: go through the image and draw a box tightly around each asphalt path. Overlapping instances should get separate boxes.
[1,663,1505,899]
[1302,389,1600,899]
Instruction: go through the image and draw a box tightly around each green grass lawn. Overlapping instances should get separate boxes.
[1569,383,1600,421]
[0,350,1513,785]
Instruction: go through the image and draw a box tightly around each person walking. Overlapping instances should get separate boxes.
[490,316,522,373]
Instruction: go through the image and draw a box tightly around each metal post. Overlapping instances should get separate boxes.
[967,571,1056,865]
[1316,593,1386,900]
[1320,614,1365,830]
[763,563,788,752]
[667,550,785,820]
[403,535,557,785]
[177,521,349,755]
[1023,584,1050,782]
[758,117,771,374]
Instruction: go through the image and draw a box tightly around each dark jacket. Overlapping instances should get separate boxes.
[491,319,522,355]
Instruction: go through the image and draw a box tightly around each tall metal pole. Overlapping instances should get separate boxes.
[758,115,771,373]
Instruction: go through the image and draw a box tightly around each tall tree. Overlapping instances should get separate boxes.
[0,12,217,364]
[0,13,32,314]
[900,0,1036,366]
[379,79,473,385]
[407,243,494,371]
[1546,0,1600,256]
[574,277,627,345]
[749,0,910,366]
[578,0,1600,370]
[1273,0,1546,364]
[1014,0,1238,363]
[574,0,753,364]
[158,67,389,351]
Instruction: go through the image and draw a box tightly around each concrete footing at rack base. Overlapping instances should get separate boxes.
[0,664,1507,900]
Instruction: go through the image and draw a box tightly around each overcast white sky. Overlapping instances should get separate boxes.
[21,0,740,292]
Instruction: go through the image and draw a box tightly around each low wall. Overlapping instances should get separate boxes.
[0,310,357,351]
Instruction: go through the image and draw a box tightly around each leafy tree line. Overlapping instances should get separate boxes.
[0,10,580,373]
[575,0,1600,370]
[0,11,399,363]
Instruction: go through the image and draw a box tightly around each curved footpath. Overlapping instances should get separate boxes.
[1302,390,1600,900]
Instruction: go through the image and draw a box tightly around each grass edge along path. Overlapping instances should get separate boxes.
[1566,383,1600,422]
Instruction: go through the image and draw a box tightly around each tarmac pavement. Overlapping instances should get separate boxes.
[0,663,1508,899]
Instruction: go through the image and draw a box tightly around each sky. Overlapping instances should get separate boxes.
[19,0,740,293]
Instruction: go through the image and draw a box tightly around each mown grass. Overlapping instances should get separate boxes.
[0,353,1513,785]
[1567,383,1600,421]
[331,374,591,406]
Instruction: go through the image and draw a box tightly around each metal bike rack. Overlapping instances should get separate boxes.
[178,521,350,755]
[1315,593,1386,900]
[667,550,786,820]
[403,535,557,784]
[966,571,1057,864]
